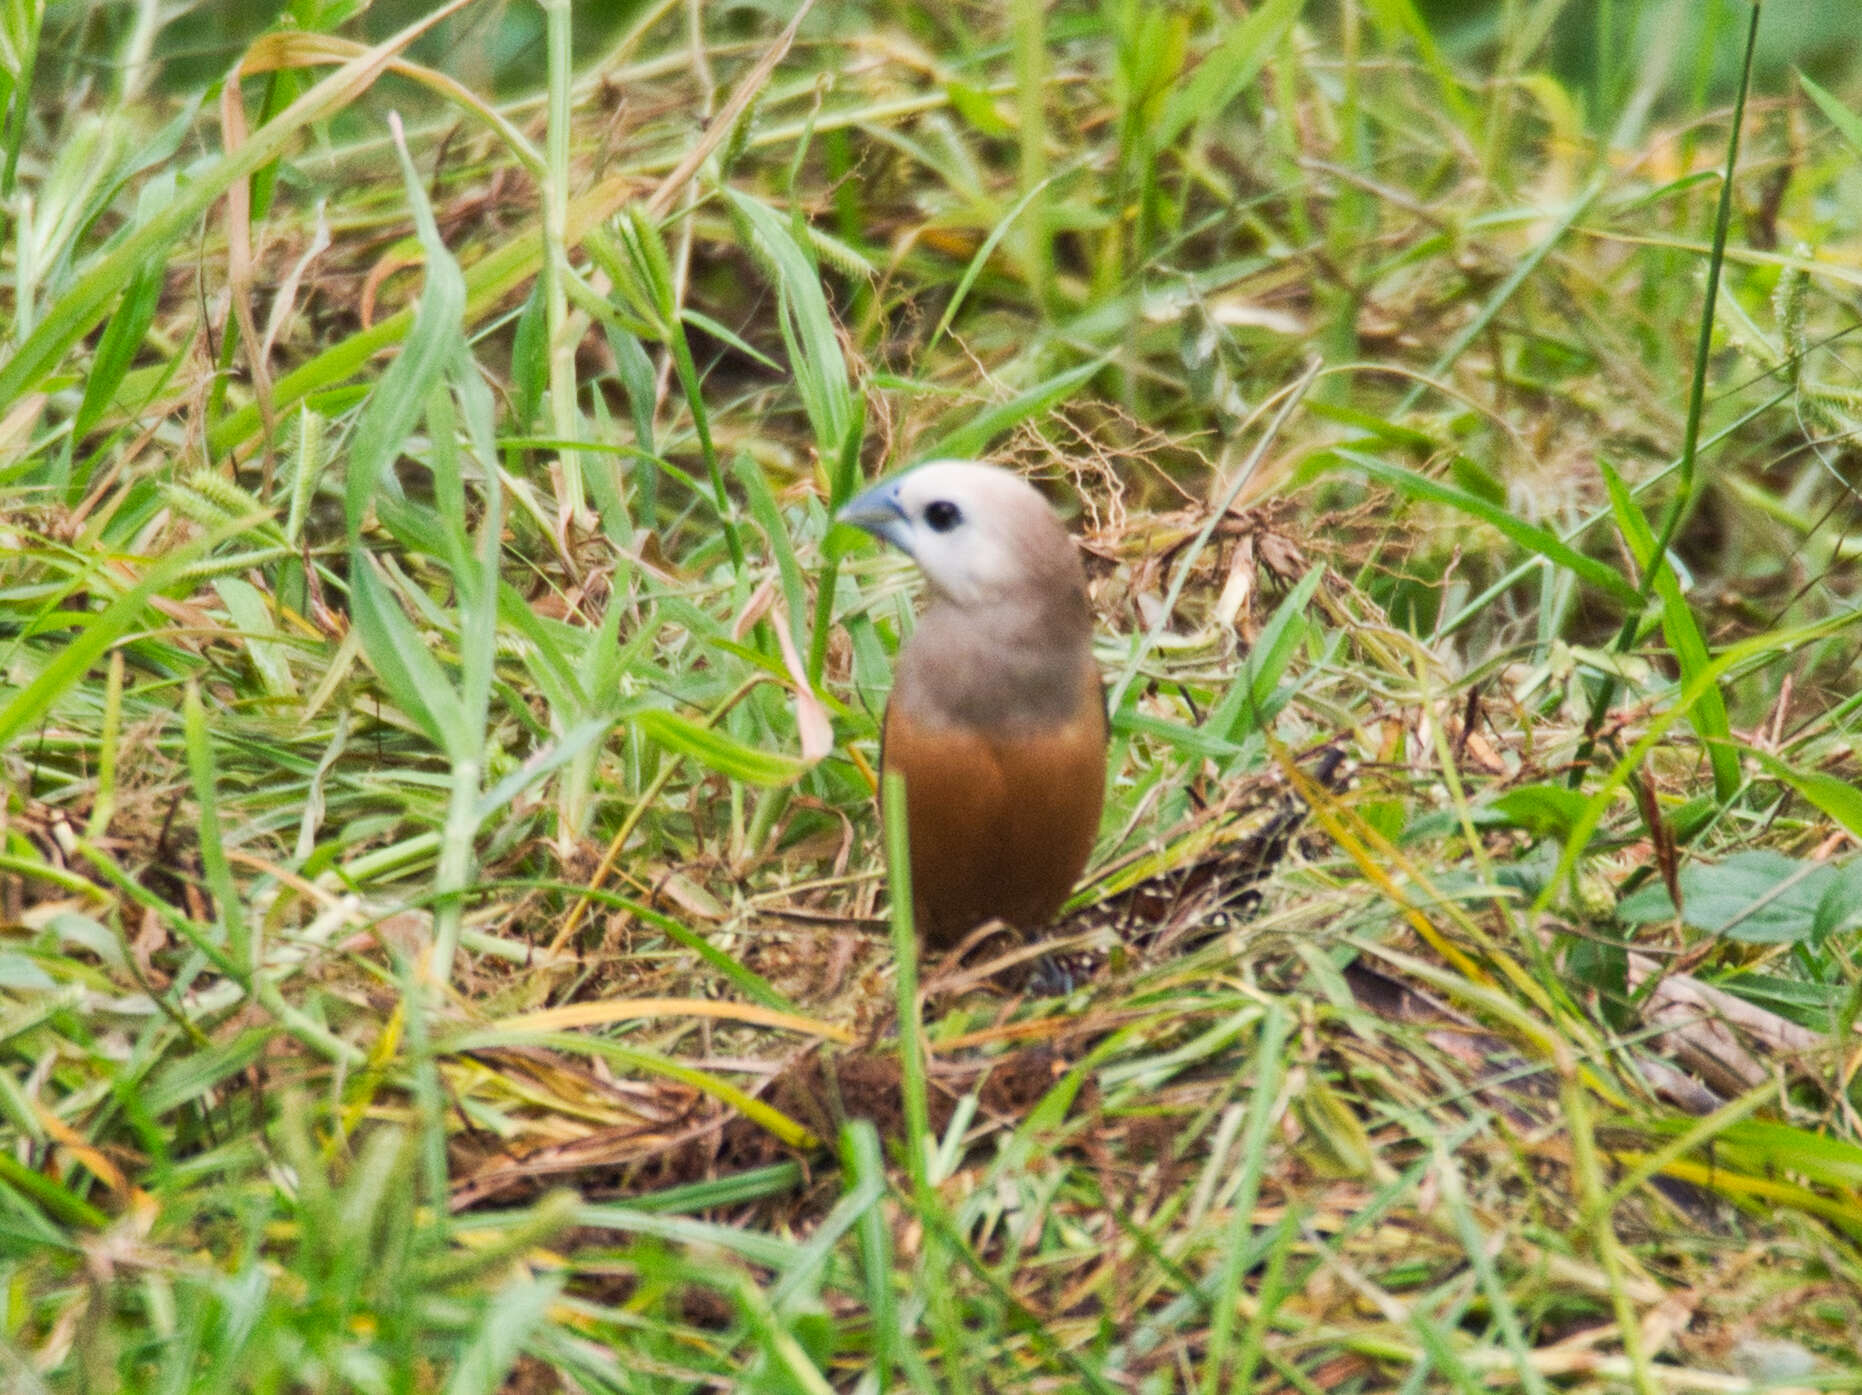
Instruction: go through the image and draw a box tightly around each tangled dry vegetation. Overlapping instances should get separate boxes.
[5,0,1862,1389]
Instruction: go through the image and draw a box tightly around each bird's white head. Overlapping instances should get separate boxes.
[838,460,1083,611]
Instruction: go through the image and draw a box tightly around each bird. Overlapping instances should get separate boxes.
[839,461,1107,952]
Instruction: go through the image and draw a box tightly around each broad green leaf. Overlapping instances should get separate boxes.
[1813,860,1862,941]
[1489,783,1592,840]
[1618,849,1833,944]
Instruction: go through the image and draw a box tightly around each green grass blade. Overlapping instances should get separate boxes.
[1598,460,1738,799]
[346,113,469,540]
[726,189,861,502]
[922,357,1106,461]
[348,557,468,755]
[1798,70,1862,158]
[0,524,224,749]
[1157,0,1305,151]
[443,1271,564,1395]
[635,708,811,787]
[1333,447,1641,606]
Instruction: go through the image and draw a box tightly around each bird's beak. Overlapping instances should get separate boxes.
[837,478,913,554]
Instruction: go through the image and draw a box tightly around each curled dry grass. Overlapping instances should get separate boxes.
[4,0,1862,1389]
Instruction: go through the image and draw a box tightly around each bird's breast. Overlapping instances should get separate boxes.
[881,654,1107,949]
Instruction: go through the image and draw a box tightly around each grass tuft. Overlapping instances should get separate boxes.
[5,1,1862,1390]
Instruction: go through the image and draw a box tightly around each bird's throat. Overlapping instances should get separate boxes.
[895,596,1097,733]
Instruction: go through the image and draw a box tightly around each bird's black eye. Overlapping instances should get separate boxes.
[924,499,962,532]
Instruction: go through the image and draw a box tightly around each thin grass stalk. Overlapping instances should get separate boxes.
[734,1278,837,1392]
[550,673,769,956]
[540,0,588,535]
[915,1200,1124,1393]
[1201,1001,1289,1394]
[403,937,453,1264]
[0,0,43,193]
[116,0,160,106]
[1011,0,1050,313]
[1639,2,1761,575]
[430,421,500,995]
[1592,1081,1774,1224]
[203,2,807,463]
[1108,360,1317,711]
[1594,0,1621,130]
[884,770,927,1196]
[74,838,361,1063]
[1572,0,1761,783]
[1233,1208,1300,1390]
[1560,1059,1655,1395]
[1438,387,1793,639]
[12,3,1862,1383]
[183,681,248,976]
[85,649,123,841]
[1434,1137,1554,1395]
[806,553,841,686]
[1393,176,1604,420]
[842,1121,904,1384]
[883,770,975,1391]
[807,425,864,687]
[667,322,747,575]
